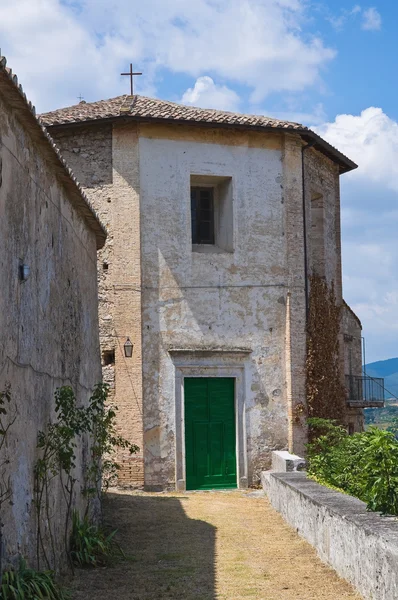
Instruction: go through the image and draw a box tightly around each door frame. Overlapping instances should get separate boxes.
[171,350,250,491]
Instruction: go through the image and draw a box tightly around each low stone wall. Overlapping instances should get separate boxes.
[261,471,398,600]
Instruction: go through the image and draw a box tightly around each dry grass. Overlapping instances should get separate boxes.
[70,489,362,600]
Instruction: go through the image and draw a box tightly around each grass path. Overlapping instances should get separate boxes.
[71,489,361,600]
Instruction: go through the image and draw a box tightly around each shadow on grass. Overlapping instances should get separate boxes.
[74,492,216,600]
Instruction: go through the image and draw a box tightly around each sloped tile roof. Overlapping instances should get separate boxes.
[40,94,306,131]
[40,95,357,173]
[0,56,106,248]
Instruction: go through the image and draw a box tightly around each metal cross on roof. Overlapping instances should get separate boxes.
[121,63,142,96]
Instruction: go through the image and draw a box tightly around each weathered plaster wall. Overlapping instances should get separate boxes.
[0,94,102,568]
[48,125,115,368]
[304,148,342,297]
[342,304,362,379]
[50,123,145,485]
[138,125,306,488]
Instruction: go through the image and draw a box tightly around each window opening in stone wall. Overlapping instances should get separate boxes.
[191,187,215,244]
[190,175,234,252]
[103,261,109,271]
[103,349,115,366]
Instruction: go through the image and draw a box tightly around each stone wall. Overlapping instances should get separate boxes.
[282,135,307,457]
[0,94,102,568]
[262,471,398,600]
[304,147,361,427]
[304,147,342,296]
[342,303,364,431]
[50,122,145,486]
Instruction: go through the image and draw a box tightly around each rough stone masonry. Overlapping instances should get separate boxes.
[0,56,105,568]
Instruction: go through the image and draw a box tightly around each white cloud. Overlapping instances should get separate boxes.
[316,108,398,361]
[327,5,381,33]
[316,108,398,192]
[181,77,241,111]
[0,0,139,111]
[328,4,362,32]
[0,0,336,112]
[362,7,382,30]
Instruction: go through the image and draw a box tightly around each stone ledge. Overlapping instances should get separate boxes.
[271,450,306,472]
[262,471,398,600]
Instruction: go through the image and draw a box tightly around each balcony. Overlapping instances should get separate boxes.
[345,375,385,408]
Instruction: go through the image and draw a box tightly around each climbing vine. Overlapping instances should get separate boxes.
[0,384,16,583]
[306,276,346,429]
[0,384,15,510]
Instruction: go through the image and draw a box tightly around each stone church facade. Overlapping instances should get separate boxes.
[42,96,362,490]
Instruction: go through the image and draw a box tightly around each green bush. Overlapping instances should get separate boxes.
[307,418,398,515]
[69,511,122,567]
[0,558,67,600]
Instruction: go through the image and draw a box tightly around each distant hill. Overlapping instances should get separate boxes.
[365,358,398,399]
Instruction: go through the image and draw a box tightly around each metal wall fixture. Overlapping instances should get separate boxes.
[19,263,30,281]
[124,337,133,358]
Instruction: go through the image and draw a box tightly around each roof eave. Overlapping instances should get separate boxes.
[299,130,357,174]
[44,114,357,175]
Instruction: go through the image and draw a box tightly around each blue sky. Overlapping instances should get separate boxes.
[0,0,396,362]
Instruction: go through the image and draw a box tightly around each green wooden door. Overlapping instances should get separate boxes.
[185,377,237,490]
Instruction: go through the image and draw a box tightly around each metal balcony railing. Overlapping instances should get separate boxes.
[345,375,385,408]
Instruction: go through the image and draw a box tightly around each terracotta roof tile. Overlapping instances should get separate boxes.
[40,94,306,130]
[40,95,357,174]
[0,56,106,248]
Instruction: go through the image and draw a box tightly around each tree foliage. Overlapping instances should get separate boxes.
[307,418,398,515]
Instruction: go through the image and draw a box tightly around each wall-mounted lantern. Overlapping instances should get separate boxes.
[19,264,30,282]
[124,337,133,358]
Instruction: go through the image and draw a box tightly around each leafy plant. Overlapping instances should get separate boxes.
[69,511,122,567]
[361,427,398,515]
[307,418,398,515]
[387,417,398,439]
[84,383,139,503]
[34,386,90,570]
[34,384,138,571]
[0,558,67,600]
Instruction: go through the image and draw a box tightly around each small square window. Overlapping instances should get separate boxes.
[191,187,215,245]
[190,175,234,253]
[103,350,115,366]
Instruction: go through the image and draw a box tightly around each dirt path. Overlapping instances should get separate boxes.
[71,489,361,600]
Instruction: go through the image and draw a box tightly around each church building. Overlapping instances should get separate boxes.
[41,96,364,490]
